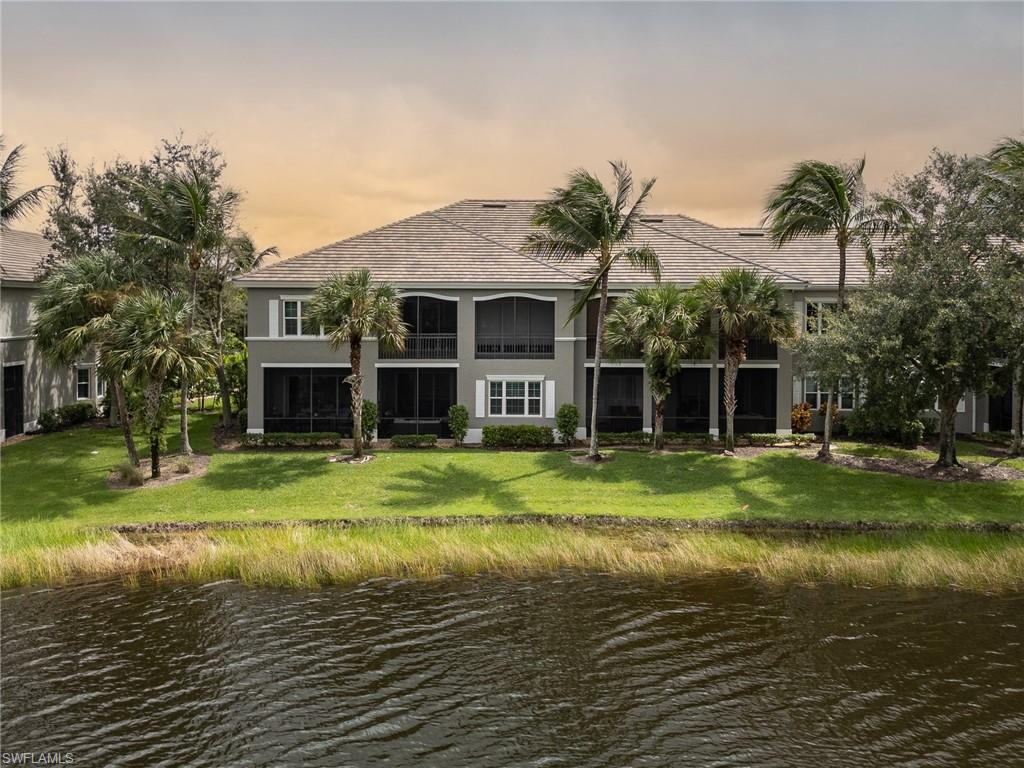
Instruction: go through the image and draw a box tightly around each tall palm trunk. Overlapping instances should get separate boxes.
[215,362,233,427]
[936,393,960,467]
[349,335,364,459]
[722,339,745,453]
[178,261,199,456]
[1010,363,1023,457]
[819,240,848,459]
[112,377,139,467]
[653,395,665,451]
[818,392,835,460]
[588,272,610,459]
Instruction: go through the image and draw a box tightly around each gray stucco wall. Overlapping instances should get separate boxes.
[1,283,99,438]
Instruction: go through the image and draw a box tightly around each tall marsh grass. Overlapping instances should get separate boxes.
[3,524,1023,592]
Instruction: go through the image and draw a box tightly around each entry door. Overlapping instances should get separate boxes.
[3,364,25,438]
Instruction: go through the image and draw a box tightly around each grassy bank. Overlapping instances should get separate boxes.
[4,524,1023,592]
[3,413,1022,591]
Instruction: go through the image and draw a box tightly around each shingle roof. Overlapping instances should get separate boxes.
[238,200,881,288]
[0,229,51,283]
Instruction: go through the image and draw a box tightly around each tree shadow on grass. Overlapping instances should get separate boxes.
[198,453,332,492]
[381,461,550,514]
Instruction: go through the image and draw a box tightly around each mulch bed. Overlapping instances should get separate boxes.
[107,453,212,490]
[817,452,1024,483]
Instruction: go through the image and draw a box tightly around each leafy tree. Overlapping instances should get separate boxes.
[105,291,215,478]
[695,269,795,453]
[307,269,408,460]
[604,283,705,450]
[1,136,49,226]
[120,163,240,455]
[523,161,661,460]
[764,158,908,456]
[31,251,141,465]
[986,137,1024,456]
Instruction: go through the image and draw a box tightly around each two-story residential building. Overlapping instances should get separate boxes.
[1,230,103,440]
[236,200,1007,441]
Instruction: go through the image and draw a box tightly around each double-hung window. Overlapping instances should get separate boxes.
[76,366,91,400]
[283,300,317,336]
[488,380,542,416]
[804,377,855,410]
[805,301,837,334]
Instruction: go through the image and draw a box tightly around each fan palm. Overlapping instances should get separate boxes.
[31,251,140,465]
[604,283,707,450]
[308,269,408,460]
[696,269,796,453]
[105,290,215,478]
[764,158,908,456]
[120,163,240,454]
[1,137,49,226]
[523,161,661,460]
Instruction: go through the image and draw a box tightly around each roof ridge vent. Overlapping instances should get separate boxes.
[640,217,664,223]
[737,231,766,237]
[481,202,507,209]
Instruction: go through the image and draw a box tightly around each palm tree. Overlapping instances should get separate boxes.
[987,137,1024,456]
[1,137,49,226]
[105,291,215,478]
[307,269,407,460]
[696,269,796,454]
[523,161,661,460]
[120,163,240,455]
[763,158,908,456]
[32,251,140,465]
[604,283,706,450]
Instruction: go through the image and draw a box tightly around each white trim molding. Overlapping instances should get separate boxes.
[584,362,643,368]
[259,362,351,368]
[472,292,557,303]
[375,362,459,368]
[400,291,460,302]
[555,336,584,342]
[485,373,545,381]
[775,428,793,436]
[466,428,484,444]
[2,360,26,367]
[246,336,329,342]
[709,427,720,437]
[246,428,264,434]
[716,362,780,369]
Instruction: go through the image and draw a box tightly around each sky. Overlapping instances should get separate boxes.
[3,1,1022,258]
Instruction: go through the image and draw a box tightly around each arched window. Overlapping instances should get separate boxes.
[475,297,554,359]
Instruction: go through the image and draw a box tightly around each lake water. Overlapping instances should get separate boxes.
[2,576,1023,767]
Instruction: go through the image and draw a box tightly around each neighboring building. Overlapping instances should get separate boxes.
[236,200,1001,441]
[0,230,102,440]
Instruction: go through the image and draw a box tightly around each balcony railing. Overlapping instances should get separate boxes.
[475,334,555,359]
[380,333,457,359]
[587,335,642,359]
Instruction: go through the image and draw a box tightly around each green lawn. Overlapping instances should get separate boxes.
[835,439,1024,471]
[3,414,1022,550]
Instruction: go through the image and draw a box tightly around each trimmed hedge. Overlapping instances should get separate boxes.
[241,432,344,448]
[788,433,815,446]
[740,433,784,446]
[390,433,438,448]
[38,402,97,433]
[482,424,554,448]
[598,431,716,446]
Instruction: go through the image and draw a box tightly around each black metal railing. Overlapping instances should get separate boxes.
[587,335,642,359]
[381,333,457,359]
[475,335,555,359]
[718,336,778,361]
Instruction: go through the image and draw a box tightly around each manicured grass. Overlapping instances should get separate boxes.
[835,439,1024,471]
[2,415,1022,589]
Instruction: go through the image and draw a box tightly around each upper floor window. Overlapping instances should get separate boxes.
[76,367,91,400]
[475,297,554,359]
[382,296,458,359]
[283,300,317,336]
[805,300,836,334]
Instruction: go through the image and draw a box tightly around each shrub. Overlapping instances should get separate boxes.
[238,408,248,432]
[598,431,650,445]
[482,424,554,448]
[789,433,815,446]
[555,403,580,447]
[361,401,379,445]
[791,402,813,433]
[116,461,145,487]
[174,458,193,474]
[240,432,344,449]
[390,433,438,448]
[742,433,784,446]
[37,409,62,433]
[447,404,469,446]
[899,419,925,448]
[663,432,715,445]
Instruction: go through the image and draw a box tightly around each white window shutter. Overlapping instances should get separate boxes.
[269,300,280,338]
[544,380,555,418]
[475,380,486,417]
